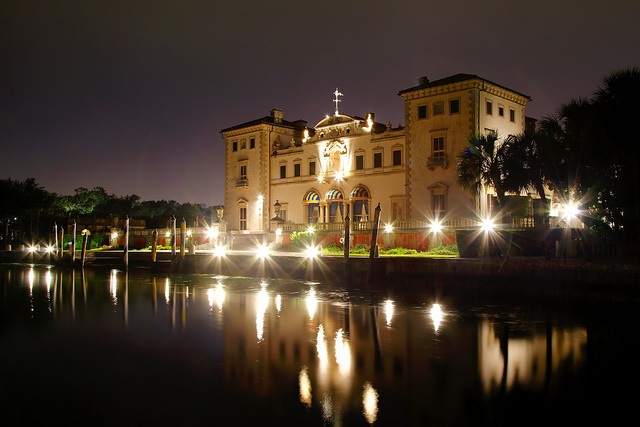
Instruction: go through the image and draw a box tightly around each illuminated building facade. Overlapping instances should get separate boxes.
[221,74,532,249]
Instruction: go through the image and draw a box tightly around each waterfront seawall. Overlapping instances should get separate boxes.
[2,250,639,305]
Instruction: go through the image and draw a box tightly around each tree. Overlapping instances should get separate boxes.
[456,132,510,210]
[502,130,558,222]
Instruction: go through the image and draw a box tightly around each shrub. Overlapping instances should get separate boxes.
[289,230,316,249]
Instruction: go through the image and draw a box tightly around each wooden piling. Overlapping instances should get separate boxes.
[151,229,158,263]
[81,232,89,267]
[180,218,187,258]
[124,216,129,269]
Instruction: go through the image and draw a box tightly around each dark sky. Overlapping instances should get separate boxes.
[2,1,638,206]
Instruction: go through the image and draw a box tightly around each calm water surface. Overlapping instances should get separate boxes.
[0,264,637,426]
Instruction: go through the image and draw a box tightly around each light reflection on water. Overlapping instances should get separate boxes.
[0,264,636,425]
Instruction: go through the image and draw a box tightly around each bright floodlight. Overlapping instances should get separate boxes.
[255,244,270,259]
[307,225,315,234]
[481,217,495,232]
[563,202,580,220]
[305,245,320,259]
[212,244,226,257]
[384,223,393,233]
[43,245,54,253]
[430,221,443,233]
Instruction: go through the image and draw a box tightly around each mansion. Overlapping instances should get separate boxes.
[220,73,538,250]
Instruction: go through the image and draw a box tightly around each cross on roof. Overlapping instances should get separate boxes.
[333,88,343,116]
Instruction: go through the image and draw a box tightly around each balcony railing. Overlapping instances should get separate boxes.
[275,217,536,233]
[427,155,448,169]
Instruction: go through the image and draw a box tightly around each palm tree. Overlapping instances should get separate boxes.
[502,130,556,224]
[456,131,509,211]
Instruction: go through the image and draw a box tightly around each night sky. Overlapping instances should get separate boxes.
[2,1,638,206]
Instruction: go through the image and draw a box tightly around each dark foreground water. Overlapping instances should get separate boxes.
[0,264,637,426]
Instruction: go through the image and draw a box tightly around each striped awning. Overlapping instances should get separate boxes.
[326,189,344,200]
[350,186,369,198]
[305,191,320,202]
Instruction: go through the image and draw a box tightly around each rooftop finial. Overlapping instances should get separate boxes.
[333,88,343,116]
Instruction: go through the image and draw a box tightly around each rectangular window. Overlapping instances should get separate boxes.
[294,163,301,177]
[240,139,246,149]
[498,106,504,117]
[449,99,460,114]
[309,161,316,176]
[418,104,427,119]
[355,154,364,170]
[393,149,401,166]
[232,141,238,152]
[240,164,247,181]
[433,137,445,158]
[433,194,446,217]
[433,102,444,115]
[509,108,516,122]
[279,208,287,221]
[373,152,383,168]
[250,138,255,149]
[280,165,286,179]
[486,100,493,115]
[239,207,247,231]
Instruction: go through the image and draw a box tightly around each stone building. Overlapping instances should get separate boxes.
[220,74,535,250]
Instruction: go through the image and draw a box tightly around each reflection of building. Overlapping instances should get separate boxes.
[221,74,533,249]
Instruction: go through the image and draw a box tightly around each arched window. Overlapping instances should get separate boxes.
[350,185,371,222]
[326,189,344,223]
[304,191,320,224]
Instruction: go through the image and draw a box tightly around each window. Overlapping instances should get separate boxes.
[240,164,247,181]
[232,141,238,152]
[486,100,493,115]
[239,206,247,231]
[433,102,444,115]
[433,136,445,159]
[393,149,402,166]
[498,106,504,117]
[509,108,516,122]
[449,99,460,114]
[433,194,446,218]
[294,163,301,177]
[355,154,364,170]
[309,161,316,176]
[373,152,383,168]
[240,139,246,149]
[250,138,255,149]
[418,104,427,119]
[280,165,286,179]
[278,207,287,221]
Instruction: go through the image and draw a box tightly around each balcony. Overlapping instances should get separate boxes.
[427,155,448,170]
[236,179,248,188]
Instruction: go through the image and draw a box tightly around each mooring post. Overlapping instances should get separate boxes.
[180,218,187,257]
[124,215,129,269]
[369,203,381,259]
[53,223,58,260]
[81,231,89,267]
[171,216,177,259]
[58,227,64,260]
[151,229,158,263]
[70,221,77,263]
[344,210,351,262]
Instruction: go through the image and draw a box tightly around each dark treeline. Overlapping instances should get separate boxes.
[0,181,222,246]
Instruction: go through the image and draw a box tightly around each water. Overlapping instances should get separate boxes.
[0,264,637,426]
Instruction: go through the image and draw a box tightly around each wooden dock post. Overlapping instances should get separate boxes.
[58,226,64,259]
[369,203,381,259]
[124,216,129,269]
[70,221,76,263]
[81,231,89,267]
[171,216,177,259]
[180,218,187,257]
[151,229,158,263]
